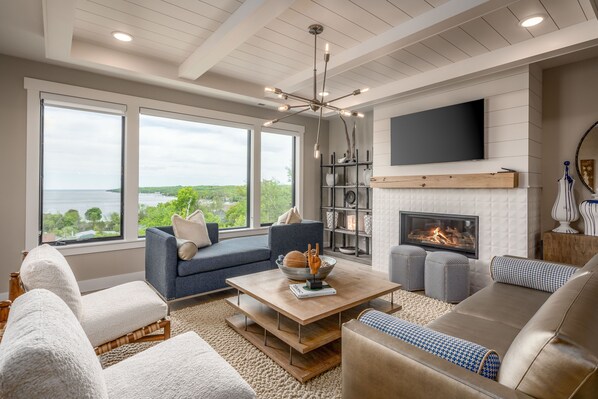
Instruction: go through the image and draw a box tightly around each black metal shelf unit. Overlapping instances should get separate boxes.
[320,149,372,262]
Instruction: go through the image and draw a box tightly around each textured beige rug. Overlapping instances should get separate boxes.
[100,290,454,399]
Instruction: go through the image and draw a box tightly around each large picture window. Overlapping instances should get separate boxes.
[138,111,250,235]
[260,132,295,225]
[40,97,124,244]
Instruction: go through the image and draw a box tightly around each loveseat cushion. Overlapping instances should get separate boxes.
[491,256,577,293]
[0,289,108,398]
[104,332,255,399]
[452,282,550,330]
[178,235,270,277]
[498,272,598,398]
[359,310,501,380]
[20,244,83,320]
[80,281,168,347]
[427,312,520,359]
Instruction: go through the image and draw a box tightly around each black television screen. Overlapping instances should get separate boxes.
[390,99,484,166]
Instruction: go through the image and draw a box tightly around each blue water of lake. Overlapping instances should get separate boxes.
[43,190,175,216]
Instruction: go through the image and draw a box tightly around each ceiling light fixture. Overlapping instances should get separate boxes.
[112,31,133,42]
[263,24,367,159]
[519,15,545,28]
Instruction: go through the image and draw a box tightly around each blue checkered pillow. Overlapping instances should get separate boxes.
[491,256,577,293]
[359,310,500,380]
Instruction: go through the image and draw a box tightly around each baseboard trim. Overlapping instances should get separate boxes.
[0,271,146,300]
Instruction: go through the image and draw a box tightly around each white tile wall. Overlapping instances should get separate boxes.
[372,188,533,292]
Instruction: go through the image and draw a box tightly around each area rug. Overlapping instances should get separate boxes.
[100,290,454,399]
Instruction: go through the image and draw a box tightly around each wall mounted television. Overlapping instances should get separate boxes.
[390,99,484,166]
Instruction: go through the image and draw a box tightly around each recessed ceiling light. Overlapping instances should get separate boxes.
[112,31,133,42]
[519,15,545,28]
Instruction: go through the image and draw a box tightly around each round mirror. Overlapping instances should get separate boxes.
[576,121,598,194]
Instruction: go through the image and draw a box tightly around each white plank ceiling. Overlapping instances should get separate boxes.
[1,0,598,113]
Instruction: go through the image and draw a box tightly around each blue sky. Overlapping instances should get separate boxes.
[43,107,293,190]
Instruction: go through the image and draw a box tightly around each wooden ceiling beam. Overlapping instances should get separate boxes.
[179,0,296,81]
[42,0,75,60]
[275,0,516,94]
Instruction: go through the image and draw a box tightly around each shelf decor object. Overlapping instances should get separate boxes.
[551,161,579,234]
[262,24,367,159]
[579,197,598,236]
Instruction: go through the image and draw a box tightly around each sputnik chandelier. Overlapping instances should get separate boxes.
[263,24,368,159]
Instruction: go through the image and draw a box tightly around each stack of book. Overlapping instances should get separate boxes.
[289,282,336,299]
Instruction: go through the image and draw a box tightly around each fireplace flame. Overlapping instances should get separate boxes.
[431,227,450,244]
[407,224,475,251]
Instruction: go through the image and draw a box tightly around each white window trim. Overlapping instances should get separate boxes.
[25,78,304,256]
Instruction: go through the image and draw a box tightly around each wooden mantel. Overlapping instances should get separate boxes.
[370,172,518,189]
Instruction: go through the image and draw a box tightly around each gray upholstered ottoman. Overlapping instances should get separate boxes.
[424,252,470,303]
[389,245,427,291]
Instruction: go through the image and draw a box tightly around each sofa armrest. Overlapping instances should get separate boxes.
[206,223,219,244]
[342,320,534,399]
[145,228,178,301]
[268,220,324,262]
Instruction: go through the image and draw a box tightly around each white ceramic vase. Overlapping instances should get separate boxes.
[551,161,579,234]
[325,173,338,187]
[364,214,372,235]
[363,168,373,186]
[326,211,339,229]
[579,196,598,236]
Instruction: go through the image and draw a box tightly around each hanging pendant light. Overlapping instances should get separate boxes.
[263,24,367,159]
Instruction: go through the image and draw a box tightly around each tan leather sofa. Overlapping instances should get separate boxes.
[342,255,598,399]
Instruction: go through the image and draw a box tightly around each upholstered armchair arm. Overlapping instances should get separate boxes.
[145,228,178,301]
[342,320,534,399]
[268,220,324,263]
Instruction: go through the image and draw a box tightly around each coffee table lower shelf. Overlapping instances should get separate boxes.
[225,294,402,383]
[227,314,341,383]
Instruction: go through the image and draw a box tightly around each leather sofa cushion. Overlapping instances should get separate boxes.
[498,272,598,398]
[452,282,550,330]
[427,312,521,359]
[178,235,270,277]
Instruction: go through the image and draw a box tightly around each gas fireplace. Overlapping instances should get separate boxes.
[400,212,478,258]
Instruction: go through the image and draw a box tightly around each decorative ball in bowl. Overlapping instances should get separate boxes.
[277,255,336,281]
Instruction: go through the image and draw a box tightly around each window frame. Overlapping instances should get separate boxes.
[138,108,253,233]
[39,100,126,245]
[24,78,304,256]
[259,130,297,227]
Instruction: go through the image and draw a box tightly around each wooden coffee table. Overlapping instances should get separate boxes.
[225,263,401,382]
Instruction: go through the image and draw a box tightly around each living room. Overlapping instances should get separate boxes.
[1,1,598,398]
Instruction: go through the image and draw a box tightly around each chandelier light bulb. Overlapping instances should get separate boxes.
[340,110,352,117]
[278,104,290,111]
[264,87,275,93]
[360,87,369,93]
[355,112,365,118]
[314,143,320,159]
[263,120,274,126]
[519,15,544,27]
[325,43,329,54]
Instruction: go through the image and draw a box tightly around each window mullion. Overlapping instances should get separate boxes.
[124,103,140,241]
[251,125,262,228]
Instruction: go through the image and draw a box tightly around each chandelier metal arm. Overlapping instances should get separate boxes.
[326,89,362,104]
[272,106,311,123]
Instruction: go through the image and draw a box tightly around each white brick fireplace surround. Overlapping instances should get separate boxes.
[371,66,542,293]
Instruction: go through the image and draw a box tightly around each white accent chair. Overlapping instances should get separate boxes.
[10,244,170,355]
[0,289,256,399]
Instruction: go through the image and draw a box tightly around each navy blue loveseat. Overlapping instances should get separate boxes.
[145,220,323,302]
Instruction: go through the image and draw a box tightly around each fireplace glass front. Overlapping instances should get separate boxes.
[400,212,478,258]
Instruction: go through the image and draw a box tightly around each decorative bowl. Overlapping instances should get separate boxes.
[276,255,336,281]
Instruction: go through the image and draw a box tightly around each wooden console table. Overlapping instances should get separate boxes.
[542,231,598,266]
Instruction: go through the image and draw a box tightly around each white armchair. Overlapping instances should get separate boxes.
[0,289,255,399]
[10,244,169,354]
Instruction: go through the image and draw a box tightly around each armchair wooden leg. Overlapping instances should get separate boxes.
[164,319,171,340]
[9,272,24,303]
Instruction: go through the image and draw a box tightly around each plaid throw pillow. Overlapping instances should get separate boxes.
[359,310,501,380]
[491,256,577,293]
